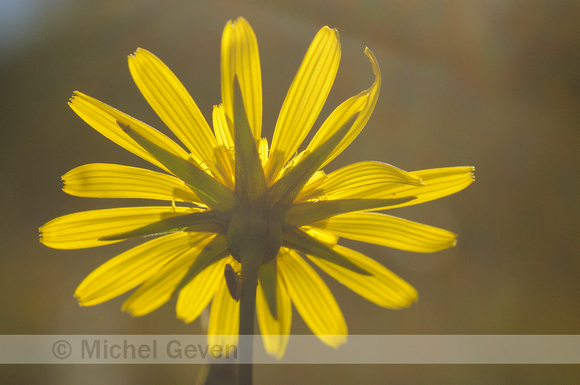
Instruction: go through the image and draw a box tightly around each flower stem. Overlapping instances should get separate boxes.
[237,253,261,385]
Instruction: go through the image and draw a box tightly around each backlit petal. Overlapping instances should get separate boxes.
[211,105,236,188]
[69,92,189,172]
[256,259,292,359]
[128,48,219,171]
[314,212,457,252]
[213,104,234,149]
[208,257,240,352]
[308,244,418,308]
[176,258,225,323]
[121,234,213,316]
[315,161,423,201]
[279,249,347,347]
[40,206,195,249]
[258,138,269,167]
[172,235,229,295]
[221,17,262,140]
[63,163,200,202]
[319,166,474,211]
[304,48,381,169]
[76,233,196,306]
[266,26,341,183]
[383,166,476,209]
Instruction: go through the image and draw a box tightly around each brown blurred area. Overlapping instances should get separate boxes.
[1,0,578,383]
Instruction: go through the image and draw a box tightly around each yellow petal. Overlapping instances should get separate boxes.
[69,92,189,173]
[75,233,195,306]
[121,234,213,316]
[314,212,457,253]
[304,48,381,169]
[128,48,219,173]
[221,17,262,140]
[176,258,224,323]
[256,261,292,359]
[63,163,200,202]
[213,104,234,149]
[278,249,347,347]
[308,244,418,308]
[211,105,236,189]
[208,257,240,352]
[258,138,269,167]
[266,26,341,183]
[320,165,474,209]
[315,161,422,201]
[40,206,196,249]
[388,166,476,209]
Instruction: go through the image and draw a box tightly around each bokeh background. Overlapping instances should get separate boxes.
[1,0,579,383]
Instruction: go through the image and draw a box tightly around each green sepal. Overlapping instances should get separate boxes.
[269,112,359,208]
[258,258,278,320]
[117,121,236,211]
[233,76,267,204]
[172,234,229,295]
[99,210,223,241]
[282,227,370,275]
[285,197,416,227]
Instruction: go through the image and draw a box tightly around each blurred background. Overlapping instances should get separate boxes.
[1,0,578,383]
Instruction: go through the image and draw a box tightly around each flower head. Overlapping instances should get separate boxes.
[40,18,474,358]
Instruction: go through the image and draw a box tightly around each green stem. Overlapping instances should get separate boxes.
[237,253,261,385]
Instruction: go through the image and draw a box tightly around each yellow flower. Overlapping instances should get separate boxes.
[40,17,474,358]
